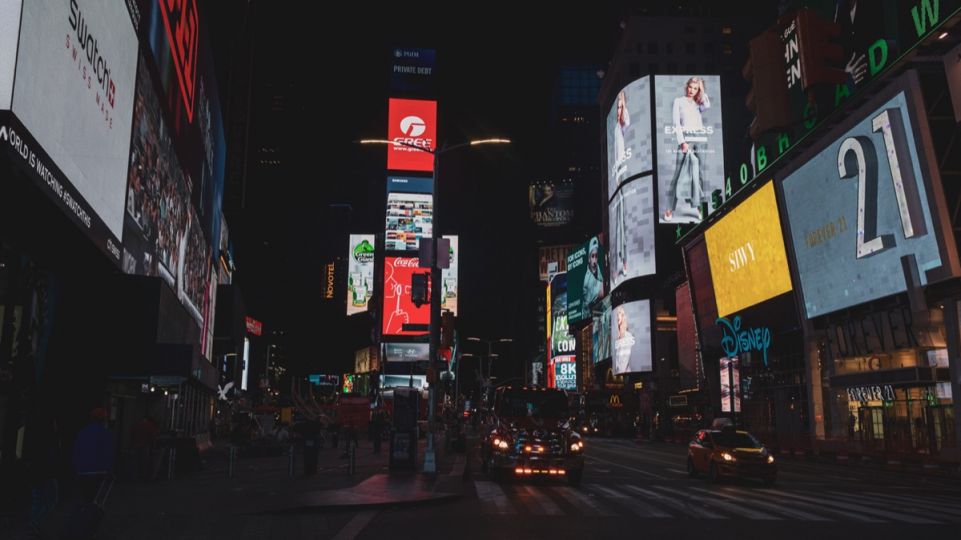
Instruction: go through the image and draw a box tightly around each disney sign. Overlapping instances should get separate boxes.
[716,316,772,366]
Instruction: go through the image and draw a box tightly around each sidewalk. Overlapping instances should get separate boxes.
[13,436,467,539]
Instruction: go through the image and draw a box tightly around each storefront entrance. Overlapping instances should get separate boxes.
[853,396,955,454]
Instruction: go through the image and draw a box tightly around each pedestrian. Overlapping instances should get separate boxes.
[70,408,115,501]
[131,415,158,481]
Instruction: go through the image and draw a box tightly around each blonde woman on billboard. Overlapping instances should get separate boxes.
[663,77,710,222]
[613,90,631,185]
[613,305,635,374]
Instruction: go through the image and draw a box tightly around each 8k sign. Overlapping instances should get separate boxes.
[387,98,436,172]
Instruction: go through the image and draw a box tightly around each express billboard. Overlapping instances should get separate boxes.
[608,176,656,290]
[0,0,139,263]
[347,234,375,315]
[780,74,959,319]
[566,236,605,324]
[387,98,436,172]
[607,76,652,200]
[382,256,431,337]
[386,176,433,251]
[611,299,652,375]
[704,181,792,318]
[655,75,725,224]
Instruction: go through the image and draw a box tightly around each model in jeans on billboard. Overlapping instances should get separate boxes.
[663,77,710,222]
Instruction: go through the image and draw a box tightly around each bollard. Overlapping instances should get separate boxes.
[228,445,236,478]
[288,444,295,478]
[167,447,177,480]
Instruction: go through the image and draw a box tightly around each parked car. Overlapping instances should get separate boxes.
[687,427,777,485]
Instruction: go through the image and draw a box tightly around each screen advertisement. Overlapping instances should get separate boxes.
[384,343,430,363]
[592,296,612,364]
[381,374,428,390]
[538,244,577,282]
[608,176,656,290]
[548,273,576,362]
[607,76,652,199]
[347,234,375,315]
[441,235,458,316]
[719,357,741,413]
[2,0,139,262]
[566,236,606,324]
[655,75,725,224]
[389,47,436,96]
[611,299,652,375]
[704,182,793,318]
[387,98,436,172]
[386,176,433,251]
[529,180,575,227]
[781,85,956,318]
[676,282,699,390]
[382,256,431,336]
[554,357,577,391]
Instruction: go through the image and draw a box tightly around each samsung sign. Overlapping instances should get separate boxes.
[781,73,959,319]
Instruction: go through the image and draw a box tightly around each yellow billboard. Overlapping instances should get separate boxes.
[705,182,792,317]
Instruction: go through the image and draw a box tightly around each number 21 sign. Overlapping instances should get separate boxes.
[780,71,959,319]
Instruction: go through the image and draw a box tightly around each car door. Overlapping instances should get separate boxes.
[689,430,710,471]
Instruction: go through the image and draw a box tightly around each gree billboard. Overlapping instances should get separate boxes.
[704,181,792,318]
[387,98,436,172]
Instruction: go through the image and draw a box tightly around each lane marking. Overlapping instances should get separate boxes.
[332,510,378,540]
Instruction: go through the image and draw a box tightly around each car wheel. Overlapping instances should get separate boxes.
[567,468,583,486]
[686,458,699,478]
[709,462,720,483]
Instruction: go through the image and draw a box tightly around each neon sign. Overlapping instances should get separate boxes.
[717,316,772,366]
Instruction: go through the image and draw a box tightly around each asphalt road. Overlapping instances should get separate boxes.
[346,437,961,540]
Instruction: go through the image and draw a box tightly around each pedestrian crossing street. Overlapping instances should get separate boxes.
[471,480,961,523]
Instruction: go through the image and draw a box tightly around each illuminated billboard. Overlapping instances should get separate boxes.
[781,78,958,319]
[554,357,577,391]
[548,273,576,362]
[538,244,578,282]
[608,176,656,290]
[384,343,430,363]
[0,0,140,263]
[347,234,375,315]
[442,235,459,316]
[566,236,605,324]
[382,256,431,336]
[704,182,792,318]
[611,299,652,375]
[592,297,612,364]
[655,75,725,224]
[387,98,436,172]
[719,357,741,413]
[676,282,698,390]
[607,76,652,199]
[386,176,433,251]
[529,180,575,227]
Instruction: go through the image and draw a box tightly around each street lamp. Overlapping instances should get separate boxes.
[358,136,510,474]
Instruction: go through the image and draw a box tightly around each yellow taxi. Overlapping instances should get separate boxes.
[687,427,777,485]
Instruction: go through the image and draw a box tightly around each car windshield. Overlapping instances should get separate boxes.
[712,431,761,448]
[497,389,569,419]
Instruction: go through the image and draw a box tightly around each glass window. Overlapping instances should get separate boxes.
[711,431,762,448]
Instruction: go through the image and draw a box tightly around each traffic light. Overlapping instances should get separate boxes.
[795,8,846,92]
[743,27,791,140]
[411,272,429,307]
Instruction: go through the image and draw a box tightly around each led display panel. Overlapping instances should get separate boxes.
[386,176,433,251]
[610,299,652,375]
[384,343,430,363]
[441,235,458,316]
[781,81,957,318]
[387,98,436,172]
[608,176,656,290]
[704,182,793,318]
[382,256,431,336]
[592,297,612,364]
[566,236,605,324]
[347,234,375,315]
[607,76,652,199]
[655,75,725,224]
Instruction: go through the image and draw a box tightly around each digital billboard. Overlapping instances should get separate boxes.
[347,234,375,315]
[386,176,433,251]
[611,299,652,375]
[607,76,652,199]
[608,176,656,290]
[384,343,430,363]
[704,182,792,318]
[548,273,576,362]
[387,98,436,172]
[382,256,431,336]
[592,296,612,364]
[529,180,575,227]
[538,244,578,282]
[554,357,577,391]
[676,282,699,390]
[566,236,605,324]
[719,357,741,413]
[781,81,958,318]
[381,374,428,390]
[655,75,725,224]
[442,235,459,316]
[389,47,436,95]
[0,0,139,263]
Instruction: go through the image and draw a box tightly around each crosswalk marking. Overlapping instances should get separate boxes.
[551,486,616,516]
[474,480,515,515]
[585,455,668,479]
[692,487,830,521]
[622,485,726,519]
[853,491,961,518]
[652,485,780,520]
[519,484,564,515]
[766,489,943,524]
[586,484,672,518]
[721,486,882,523]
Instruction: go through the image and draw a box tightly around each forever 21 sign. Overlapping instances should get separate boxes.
[781,73,957,320]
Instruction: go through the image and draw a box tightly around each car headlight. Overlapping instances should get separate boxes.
[766,455,775,464]
[570,443,581,452]
[492,437,510,450]
[721,452,735,462]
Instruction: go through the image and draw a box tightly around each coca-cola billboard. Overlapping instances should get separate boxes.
[382,256,431,336]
